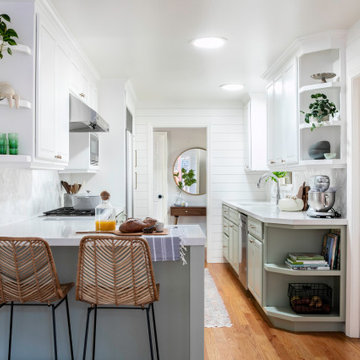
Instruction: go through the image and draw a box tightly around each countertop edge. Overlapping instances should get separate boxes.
[223,201,348,226]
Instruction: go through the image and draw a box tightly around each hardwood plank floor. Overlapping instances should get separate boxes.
[205,264,360,360]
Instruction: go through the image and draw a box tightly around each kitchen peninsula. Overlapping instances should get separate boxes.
[0,219,205,360]
[223,201,347,332]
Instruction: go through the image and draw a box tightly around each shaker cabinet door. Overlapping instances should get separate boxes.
[54,44,70,163]
[36,19,57,161]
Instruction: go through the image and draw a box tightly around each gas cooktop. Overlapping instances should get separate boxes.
[43,207,95,217]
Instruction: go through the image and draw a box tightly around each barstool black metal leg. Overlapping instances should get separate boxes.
[51,304,58,360]
[65,296,74,360]
[146,306,154,360]
[8,302,14,360]
[151,303,160,360]
[92,305,98,360]
[83,307,92,360]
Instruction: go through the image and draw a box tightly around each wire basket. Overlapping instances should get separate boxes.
[288,283,332,314]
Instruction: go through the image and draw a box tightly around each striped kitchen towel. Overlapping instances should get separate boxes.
[144,230,187,264]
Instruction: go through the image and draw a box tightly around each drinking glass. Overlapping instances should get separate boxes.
[8,133,18,155]
[0,133,7,155]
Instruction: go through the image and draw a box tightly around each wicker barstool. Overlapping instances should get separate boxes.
[76,236,160,360]
[0,237,74,360]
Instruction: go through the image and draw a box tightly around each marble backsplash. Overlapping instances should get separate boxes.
[0,169,61,226]
[291,168,347,216]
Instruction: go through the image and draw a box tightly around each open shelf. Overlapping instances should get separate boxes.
[298,159,346,168]
[0,99,32,110]
[299,119,342,130]
[264,264,342,277]
[0,155,31,163]
[299,82,341,94]
[4,44,32,56]
[59,168,99,174]
[264,306,342,322]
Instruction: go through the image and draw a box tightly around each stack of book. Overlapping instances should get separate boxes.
[285,253,330,271]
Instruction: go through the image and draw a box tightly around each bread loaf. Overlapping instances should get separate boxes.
[119,217,158,233]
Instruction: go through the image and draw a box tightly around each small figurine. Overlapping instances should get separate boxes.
[0,82,20,108]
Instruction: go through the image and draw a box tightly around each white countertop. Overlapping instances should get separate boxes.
[224,201,347,226]
[0,217,206,246]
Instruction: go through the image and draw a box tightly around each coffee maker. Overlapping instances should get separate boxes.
[307,175,337,218]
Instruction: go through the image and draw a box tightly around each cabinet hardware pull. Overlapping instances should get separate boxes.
[281,159,285,163]
[270,160,275,164]
[54,155,62,159]
[79,93,85,98]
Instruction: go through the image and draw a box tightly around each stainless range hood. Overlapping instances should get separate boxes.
[69,94,109,132]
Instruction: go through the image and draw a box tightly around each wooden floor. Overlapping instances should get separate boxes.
[205,264,360,360]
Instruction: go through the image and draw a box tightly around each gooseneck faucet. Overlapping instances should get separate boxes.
[257,172,280,205]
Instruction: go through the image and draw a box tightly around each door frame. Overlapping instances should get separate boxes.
[153,131,168,223]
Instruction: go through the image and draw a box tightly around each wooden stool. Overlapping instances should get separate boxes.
[0,237,74,360]
[76,236,160,360]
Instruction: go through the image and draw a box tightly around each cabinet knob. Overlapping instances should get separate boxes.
[54,154,62,160]
[281,159,286,163]
[79,93,85,98]
[270,160,275,164]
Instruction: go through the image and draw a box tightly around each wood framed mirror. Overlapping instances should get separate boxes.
[173,147,207,195]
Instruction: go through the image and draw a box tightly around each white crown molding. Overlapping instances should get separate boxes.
[135,108,243,118]
[263,30,347,80]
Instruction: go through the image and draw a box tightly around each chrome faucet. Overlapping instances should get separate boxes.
[257,172,281,205]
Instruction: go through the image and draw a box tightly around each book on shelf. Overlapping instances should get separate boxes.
[286,258,328,265]
[288,253,325,261]
[285,260,330,271]
[321,232,340,270]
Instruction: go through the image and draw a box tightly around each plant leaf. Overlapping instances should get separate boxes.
[0,14,11,22]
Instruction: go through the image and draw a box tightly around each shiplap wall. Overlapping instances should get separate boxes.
[134,109,266,263]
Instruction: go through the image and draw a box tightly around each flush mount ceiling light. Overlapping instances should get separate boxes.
[220,83,244,91]
[191,37,227,49]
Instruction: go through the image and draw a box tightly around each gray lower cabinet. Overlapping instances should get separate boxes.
[248,233,263,305]
[222,205,240,275]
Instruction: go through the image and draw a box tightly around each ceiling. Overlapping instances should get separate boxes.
[49,0,360,108]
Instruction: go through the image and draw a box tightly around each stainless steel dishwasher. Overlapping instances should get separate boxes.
[238,213,248,289]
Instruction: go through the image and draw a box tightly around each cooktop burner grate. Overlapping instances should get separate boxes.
[43,207,95,216]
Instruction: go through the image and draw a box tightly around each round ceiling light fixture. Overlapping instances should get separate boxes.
[191,36,227,49]
[220,83,244,91]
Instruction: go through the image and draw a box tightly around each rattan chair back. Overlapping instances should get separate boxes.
[0,237,64,303]
[76,236,159,306]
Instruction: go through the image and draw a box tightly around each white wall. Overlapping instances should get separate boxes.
[134,108,266,263]
[60,79,127,208]
[154,127,207,232]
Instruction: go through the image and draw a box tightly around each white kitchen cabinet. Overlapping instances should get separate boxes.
[248,234,263,305]
[36,20,57,161]
[245,93,268,171]
[36,16,69,164]
[267,61,298,166]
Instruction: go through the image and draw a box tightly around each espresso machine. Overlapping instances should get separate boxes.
[307,175,337,218]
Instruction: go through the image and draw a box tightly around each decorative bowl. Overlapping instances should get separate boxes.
[311,72,336,83]
[324,152,337,160]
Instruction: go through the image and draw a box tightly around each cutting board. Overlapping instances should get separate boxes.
[76,228,169,236]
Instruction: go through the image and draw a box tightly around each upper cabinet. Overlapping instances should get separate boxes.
[0,1,99,170]
[264,31,346,169]
[245,93,268,171]
[266,61,298,167]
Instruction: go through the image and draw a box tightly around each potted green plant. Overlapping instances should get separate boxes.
[300,93,338,131]
[173,168,197,206]
[0,14,19,59]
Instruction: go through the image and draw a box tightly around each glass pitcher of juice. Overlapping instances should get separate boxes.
[95,191,116,231]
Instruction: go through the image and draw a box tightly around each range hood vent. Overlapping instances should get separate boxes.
[69,94,109,133]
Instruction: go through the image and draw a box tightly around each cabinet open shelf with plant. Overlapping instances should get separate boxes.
[298,45,346,166]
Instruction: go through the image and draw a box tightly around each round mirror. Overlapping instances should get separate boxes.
[173,148,207,195]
